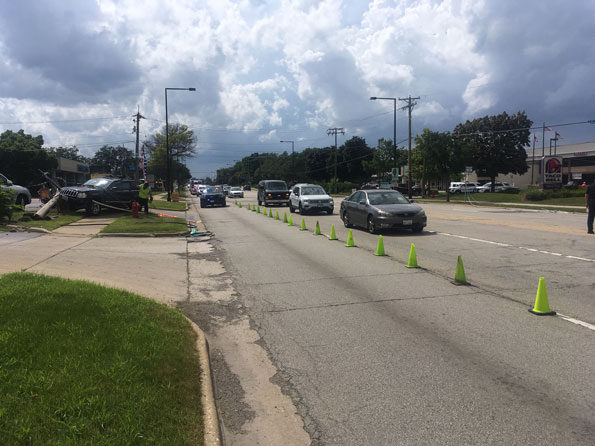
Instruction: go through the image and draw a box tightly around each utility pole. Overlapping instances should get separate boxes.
[399,95,419,199]
[133,106,146,181]
[327,128,345,194]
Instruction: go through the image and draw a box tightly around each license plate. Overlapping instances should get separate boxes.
[403,219,412,225]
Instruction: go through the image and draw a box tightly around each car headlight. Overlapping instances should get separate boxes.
[77,192,87,199]
[328,199,334,203]
[267,193,272,198]
[416,210,426,217]
[376,209,391,216]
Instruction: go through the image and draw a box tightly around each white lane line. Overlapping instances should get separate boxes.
[557,314,595,331]
[439,232,594,262]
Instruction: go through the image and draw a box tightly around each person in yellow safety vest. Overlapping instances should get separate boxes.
[138,180,153,214]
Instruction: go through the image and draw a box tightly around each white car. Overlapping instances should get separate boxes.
[289,183,334,214]
[476,182,517,193]
[0,173,32,206]
[228,187,244,198]
[449,182,476,194]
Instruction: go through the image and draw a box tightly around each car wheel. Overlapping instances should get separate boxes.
[299,203,304,214]
[327,208,333,215]
[15,194,27,206]
[200,201,205,208]
[86,201,101,216]
[367,215,377,234]
[289,203,295,213]
[342,211,351,228]
[412,224,424,233]
[258,198,262,205]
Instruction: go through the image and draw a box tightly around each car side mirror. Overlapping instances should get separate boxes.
[7,180,13,186]
[409,199,415,203]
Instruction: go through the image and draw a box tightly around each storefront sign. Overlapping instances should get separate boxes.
[543,156,563,186]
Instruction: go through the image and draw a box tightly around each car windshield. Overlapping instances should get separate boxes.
[83,178,111,187]
[266,181,287,191]
[231,187,241,191]
[206,187,219,193]
[368,191,410,205]
[301,186,326,195]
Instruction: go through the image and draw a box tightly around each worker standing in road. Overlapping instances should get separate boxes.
[138,179,152,215]
[586,181,595,234]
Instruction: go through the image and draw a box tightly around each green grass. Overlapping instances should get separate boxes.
[1,210,85,231]
[151,199,187,211]
[100,213,188,234]
[0,273,203,444]
[421,192,585,206]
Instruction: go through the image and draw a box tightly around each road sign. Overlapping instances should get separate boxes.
[391,168,398,178]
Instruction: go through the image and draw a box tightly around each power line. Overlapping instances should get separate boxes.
[0,116,129,125]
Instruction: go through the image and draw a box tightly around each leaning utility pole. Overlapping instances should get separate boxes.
[327,127,345,194]
[399,95,419,199]
[133,106,146,181]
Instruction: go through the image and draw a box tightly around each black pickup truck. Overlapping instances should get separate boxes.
[60,178,139,215]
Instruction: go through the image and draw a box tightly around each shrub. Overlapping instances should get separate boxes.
[524,190,547,201]
[0,189,18,220]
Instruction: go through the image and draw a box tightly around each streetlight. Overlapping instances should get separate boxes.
[165,87,196,201]
[280,140,294,182]
[370,96,397,183]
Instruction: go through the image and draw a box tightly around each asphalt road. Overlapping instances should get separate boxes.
[196,192,594,445]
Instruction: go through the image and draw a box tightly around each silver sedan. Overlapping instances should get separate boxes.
[340,189,427,234]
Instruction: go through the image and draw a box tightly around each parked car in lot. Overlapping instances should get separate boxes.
[0,173,32,206]
[340,189,426,234]
[476,182,519,193]
[228,186,244,198]
[449,182,477,194]
[289,183,334,214]
[243,184,251,191]
[200,186,226,208]
[257,180,290,206]
[60,177,139,215]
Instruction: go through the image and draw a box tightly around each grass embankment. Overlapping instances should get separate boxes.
[1,210,85,231]
[151,199,187,211]
[419,192,585,209]
[0,273,203,444]
[101,213,188,234]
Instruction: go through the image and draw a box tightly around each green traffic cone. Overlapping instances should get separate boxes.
[269,208,273,217]
[313,221,321,235]
[529,277,556,315]
[257,205,260,213]
[239,201,242,208]
[454,255,467,284]
[288,214,293,226]
[283,212,288,223]
[374,235,386,256]
[329,224,337,240]
[406,243,419,268]
[300,218,307,231]
[275,210,280,220]
[345,229,355,247]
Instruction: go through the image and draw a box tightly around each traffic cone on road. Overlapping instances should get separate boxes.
[374,235,386,256]
[275,210,280,220]
[288,215,293,226]
[239,202,242,208]
[329,224,337,240]
[283,212,288,223]
[406,243,419,268]
[313,221,321,235]
[300,218,307,231]
[345,229,355,247]
[269,208,273,218]
[257,205,261,213]
[529,277,556,315]
[454,255,467,284]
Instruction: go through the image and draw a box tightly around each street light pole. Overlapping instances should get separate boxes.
[280,140,294,182]
[370,96,397,176]
[165,87,196,201]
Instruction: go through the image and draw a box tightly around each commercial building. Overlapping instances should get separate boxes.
[53,157,90,186]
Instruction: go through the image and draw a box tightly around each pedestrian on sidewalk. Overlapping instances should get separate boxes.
[138,180,153,215]
[586,181,595,234]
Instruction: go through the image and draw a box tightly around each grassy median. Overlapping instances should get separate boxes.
[0,273,203,444]
[150,199,187,211]
[1,210,85,232]
[100,213,188,234]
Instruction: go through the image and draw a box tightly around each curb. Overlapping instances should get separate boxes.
[185,317,222,446]
[6,225,51,234]
[97,231,190,238]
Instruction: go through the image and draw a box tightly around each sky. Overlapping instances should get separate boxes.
[1,0,594,179]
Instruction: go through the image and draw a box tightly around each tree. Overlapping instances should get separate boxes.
[46,146,90,163]
[0,129,56,186]
[412,129,468,199]
[337,136,373,183]
[453,111,531,191]
[90,145,135,176]
[363,138,407,182]
[145,124,197,186]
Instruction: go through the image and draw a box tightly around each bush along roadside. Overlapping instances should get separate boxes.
[522,188,586,201]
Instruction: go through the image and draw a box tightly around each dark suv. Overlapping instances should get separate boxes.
[60,177,139,215]
[257,180,290,206]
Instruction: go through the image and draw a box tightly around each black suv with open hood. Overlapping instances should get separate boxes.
[60,178,139,215]
[257,180,290,206]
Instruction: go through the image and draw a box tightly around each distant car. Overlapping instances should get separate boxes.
[257,180,290,206]
[340,189,426,234]
[200,186,226,208]
[361,182,380,190]
[198,185,207,195]
[0,173,32,206]
[476,182,519,193]
[243,184,251,191]
[289,183,334,214]
[563,181,580,190]
[222,185,231,196]
[228,186,244,198]
[449,182,476,194]
[60,177,139,215]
